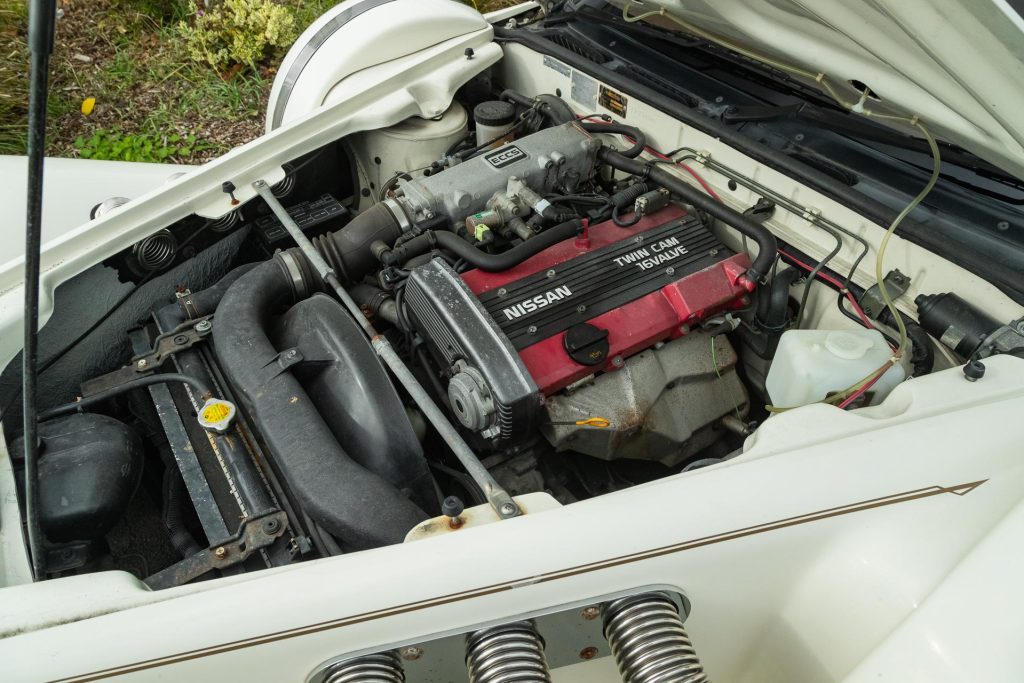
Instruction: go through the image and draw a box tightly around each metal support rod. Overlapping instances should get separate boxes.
[22,0,59,581]
[251,180,520,519]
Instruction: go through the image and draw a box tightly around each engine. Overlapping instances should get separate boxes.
[404,204,751,465]
[12,93,778,586]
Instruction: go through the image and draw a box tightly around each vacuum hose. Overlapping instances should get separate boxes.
[598,147,776,284]
[380,218,583,272]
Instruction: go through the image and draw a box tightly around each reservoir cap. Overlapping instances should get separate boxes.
[825,331,873,360]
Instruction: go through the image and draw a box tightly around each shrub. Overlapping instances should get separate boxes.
[74,131,212,163]
[179,0,297,72]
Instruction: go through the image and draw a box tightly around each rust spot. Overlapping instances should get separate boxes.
[447,516,465,530]
[579,646,599,660]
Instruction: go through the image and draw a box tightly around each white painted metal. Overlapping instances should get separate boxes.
[266,0,494,131]
[2,9,1024,681]
[2,356,1023,681]
[607,0,1024,180]
[0,156,191,262]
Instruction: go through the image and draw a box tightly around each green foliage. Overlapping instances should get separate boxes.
[0,1,28,155]
[74,130,212,162]
[179,0,298,71]
[110,0,192,22]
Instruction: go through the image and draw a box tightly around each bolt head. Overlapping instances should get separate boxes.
[546,269,556,278]
[195,320,212,333]
[611,355,624,368]
[497,288,507,297]
[285,349,298,360]
[500,502,517,516]
[214,546,227,559]
[576,304,587,314]
[579,646,599,660]
[400,646,424,661]
[527,325,538,335]
[136,359,148,369]
[581,606,600,620]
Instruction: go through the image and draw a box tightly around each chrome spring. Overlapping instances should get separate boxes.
[323,651,405,683]
[465,620,552,683]
[271,164,296,198]
[132,229,177,271]
[210,209,240,232]
[602,592,709,683]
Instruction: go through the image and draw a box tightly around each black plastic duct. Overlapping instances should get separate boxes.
[270,294,436,513]
[213,256,429,548]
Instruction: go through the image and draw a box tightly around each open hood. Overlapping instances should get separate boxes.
[605,0,1024,180]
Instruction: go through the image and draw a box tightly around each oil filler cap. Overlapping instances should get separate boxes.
[563,323,610,366]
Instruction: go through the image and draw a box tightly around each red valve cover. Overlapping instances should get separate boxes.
[461,205,752,395]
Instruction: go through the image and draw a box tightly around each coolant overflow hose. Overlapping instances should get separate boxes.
[598,147,776,284]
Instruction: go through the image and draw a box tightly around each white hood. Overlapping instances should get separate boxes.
[609,0,1024,179]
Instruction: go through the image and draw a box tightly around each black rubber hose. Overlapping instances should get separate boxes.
[165,263,258,323]
[878,308,935,376]
[384,218,583,272]
[314,203,403,283]
[163,469,202,558]
[580,121,646,158]
[611,205,642,227]
[213,257,427,548]
[500,89,575,125]
[38,373,214,422]
[598,147,775,284]
[757,266,802,331]
[751,266,803,359]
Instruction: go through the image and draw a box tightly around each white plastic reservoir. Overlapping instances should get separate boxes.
[766,329,905,409]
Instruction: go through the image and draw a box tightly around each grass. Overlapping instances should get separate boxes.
[0,0,523,162]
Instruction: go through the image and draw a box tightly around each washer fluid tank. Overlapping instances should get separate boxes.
[766,329,906,409]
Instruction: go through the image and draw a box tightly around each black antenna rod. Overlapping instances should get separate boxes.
[23,0,58,581]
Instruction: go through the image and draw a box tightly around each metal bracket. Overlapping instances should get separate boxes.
[859,269,911,320]
[743,197,775,222]
[144,511,288,590]
[80,316,214,397]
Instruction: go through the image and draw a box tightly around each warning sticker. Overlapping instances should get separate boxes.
[599,85,628,117]
[542,56,571,77]
[571,71,598,110]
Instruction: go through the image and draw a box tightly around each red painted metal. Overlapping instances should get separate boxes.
[461,207,751,394]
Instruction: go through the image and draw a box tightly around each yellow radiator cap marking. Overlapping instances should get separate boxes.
[198,398,236,434]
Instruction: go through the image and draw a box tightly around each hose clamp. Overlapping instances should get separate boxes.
[383,198,414,232]
[277,250,309,300]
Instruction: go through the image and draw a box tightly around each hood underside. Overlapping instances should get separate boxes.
[607,0,1024,180]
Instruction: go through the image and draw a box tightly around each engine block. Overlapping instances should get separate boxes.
[405,205,752,452]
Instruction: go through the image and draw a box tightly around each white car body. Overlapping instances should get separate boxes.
[1,1,1023,680]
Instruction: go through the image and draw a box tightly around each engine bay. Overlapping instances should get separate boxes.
[4,79,1023,588]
